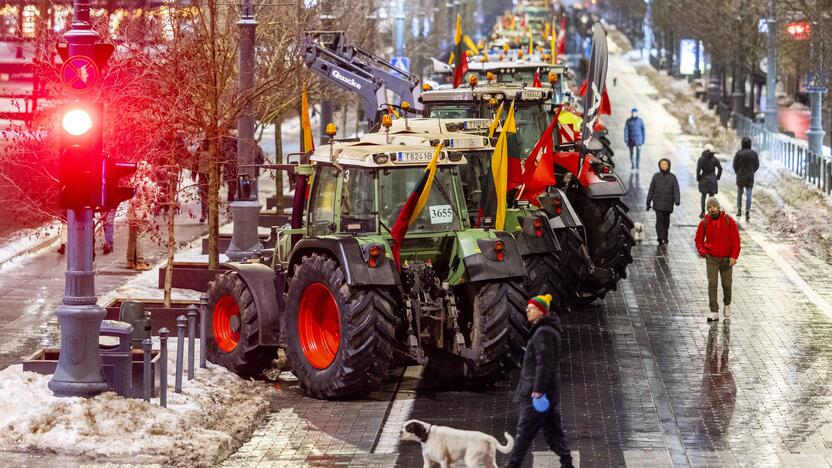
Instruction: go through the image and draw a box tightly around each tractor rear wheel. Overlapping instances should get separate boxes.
[552,226,591,310]
[571,193,634,303]
[285,252,398,399]
[206,271,277,376]
[427,280,516,383]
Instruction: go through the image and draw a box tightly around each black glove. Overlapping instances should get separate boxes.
[646,205,651,211]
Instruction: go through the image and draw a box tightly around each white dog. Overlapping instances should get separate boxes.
[633,222,644,245]
[400,419,514,468]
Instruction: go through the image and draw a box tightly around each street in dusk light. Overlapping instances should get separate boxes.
[2,1,832,466]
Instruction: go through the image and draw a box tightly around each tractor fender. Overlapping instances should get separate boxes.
[463,231,527,283]
[538,188,583,231]
[289,237,401,287]
[513,214,560,256]
[555,151,627,199]
[222,262,284,347]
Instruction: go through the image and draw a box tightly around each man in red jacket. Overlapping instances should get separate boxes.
[695,197,741,321]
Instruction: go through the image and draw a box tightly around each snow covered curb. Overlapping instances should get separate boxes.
[0,338,273,466]
[0,223,61,269]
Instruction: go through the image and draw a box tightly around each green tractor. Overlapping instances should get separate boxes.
[206,138,528,399]
[419,84,634,305]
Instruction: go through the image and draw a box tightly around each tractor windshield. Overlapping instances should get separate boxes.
[379,166,461,233]
[509,103,548,159]
[426,104,477,119]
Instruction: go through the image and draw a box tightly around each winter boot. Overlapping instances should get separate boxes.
[57,243,65,255]
[745,212,750,222]
[707,312,719,322]
[736,210,742,218]
[723,304,731,320]
[102,243,113,255]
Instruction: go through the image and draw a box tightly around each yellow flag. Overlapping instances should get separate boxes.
[488,102,504,139]
[448,51,455,66]
[491,102,516,230]
[454,14,463,45]
[550,19,557,65]
[301,85,314,152]
[410,142,444,226]
[529,31,534,56]
[464,35,480,55]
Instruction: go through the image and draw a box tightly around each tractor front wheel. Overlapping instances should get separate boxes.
[206,271,277,376]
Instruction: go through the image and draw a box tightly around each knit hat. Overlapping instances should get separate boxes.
[528,294,553,313]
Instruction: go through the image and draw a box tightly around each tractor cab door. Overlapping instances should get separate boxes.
[308,164,340,236]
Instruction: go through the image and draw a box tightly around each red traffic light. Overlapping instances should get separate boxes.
[786,21,811,40]
[62,109,93,136]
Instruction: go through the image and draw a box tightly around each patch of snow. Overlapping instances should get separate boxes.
[0,338,272,465]
[0,223,61,269]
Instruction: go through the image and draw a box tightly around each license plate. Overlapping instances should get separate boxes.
[396,151,435,163]
[428,205,454,224]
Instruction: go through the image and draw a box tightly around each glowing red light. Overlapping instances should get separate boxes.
[787,22,811,40]
[62,109,93,136]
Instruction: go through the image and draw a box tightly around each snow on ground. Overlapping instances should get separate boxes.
[610,28,832,263]
[0,222,60,270]
[0,337,272,466]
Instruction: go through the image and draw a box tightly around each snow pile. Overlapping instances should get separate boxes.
[0,338,272,465]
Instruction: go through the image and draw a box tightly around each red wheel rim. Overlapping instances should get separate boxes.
[213,295,241,352]
[298,283,341,369]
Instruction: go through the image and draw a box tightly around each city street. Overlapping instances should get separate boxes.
[216,46,832,467]
[3,1,832,467]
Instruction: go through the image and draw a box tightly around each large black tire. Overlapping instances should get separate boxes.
[570,193,635,302]
[524,252,570,314]
[504,279,532,370]
[284,252,398,399]
[206,271,278,376]
[426,280,517,383]
[552,226,591,309]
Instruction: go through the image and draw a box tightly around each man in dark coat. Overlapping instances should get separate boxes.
[624,107,646,169]
[696,144,722,218]
[505,294,573,468]
[733,137,759,222]
[646,158,680,244]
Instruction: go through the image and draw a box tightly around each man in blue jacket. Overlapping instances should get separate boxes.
[505,294,573,468]
[625,107,646,169]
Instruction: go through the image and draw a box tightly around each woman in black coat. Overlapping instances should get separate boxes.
[646,158,680,244]
[696,144,722,217]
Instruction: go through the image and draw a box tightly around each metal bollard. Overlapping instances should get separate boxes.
[187,305,197,380]
[199,293,208,369]
[142,338,152,402]
[159,328,169,408]
[175,315,186,393]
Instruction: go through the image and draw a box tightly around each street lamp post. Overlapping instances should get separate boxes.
[807,20,826,158]
[395,0,405,58]
[764,0,778,132]
[226,0,262,261]
[48,0,109,398]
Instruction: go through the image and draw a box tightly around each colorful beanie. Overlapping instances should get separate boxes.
[528,294,553,313]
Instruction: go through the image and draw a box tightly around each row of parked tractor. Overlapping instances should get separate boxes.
[204,4,634,399]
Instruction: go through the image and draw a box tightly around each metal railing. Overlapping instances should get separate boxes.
[733,114,832,195]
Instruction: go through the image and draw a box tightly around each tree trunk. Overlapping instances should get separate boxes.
[163,171,176,308]
[207,131,220,269]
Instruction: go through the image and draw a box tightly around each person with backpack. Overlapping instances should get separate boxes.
[697,144,722,218]
[733,137,759,222]
[695,198,741,322]
[646,158,681,245]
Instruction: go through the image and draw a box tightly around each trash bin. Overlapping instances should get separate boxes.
[100,320,134,397]
[119,301,150,349]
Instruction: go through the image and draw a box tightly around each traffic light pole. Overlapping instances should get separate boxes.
[48,0,109,397]
[226,0,262,261]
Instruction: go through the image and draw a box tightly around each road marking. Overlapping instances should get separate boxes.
[372,365,423,454]
[716,193,832,318]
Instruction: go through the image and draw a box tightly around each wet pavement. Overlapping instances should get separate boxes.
[226,47,832,468]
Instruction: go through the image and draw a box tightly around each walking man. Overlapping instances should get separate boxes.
[697,144,722,218]
[695,198,740,322]
[505,294,573,468]
[624,107,645,169]
[646,158,680,245]
[733,137,759,222]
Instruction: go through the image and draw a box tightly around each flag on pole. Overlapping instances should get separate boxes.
[557,16,566,56]
[491,102,516,230]
[452,15,469,88]
[579,80,612,116]
[301,85,314,153]
[510,108,561,202]
[550,18,557,64]
[389,143,444,269]
[488,102,504,139]
[529,31,534,56]
[532,70,542,87]
[464,35,480,55]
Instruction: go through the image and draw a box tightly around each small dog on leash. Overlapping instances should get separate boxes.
[633,222,645,245]
[400,419,514,468]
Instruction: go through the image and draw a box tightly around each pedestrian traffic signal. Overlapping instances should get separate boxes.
[59,101,103,209]
[102,157,136,210]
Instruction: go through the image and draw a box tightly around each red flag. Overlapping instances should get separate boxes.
[508,109,560,203]
[532,70,542,87]
[557,16,566,56]
[579,80,587,96]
